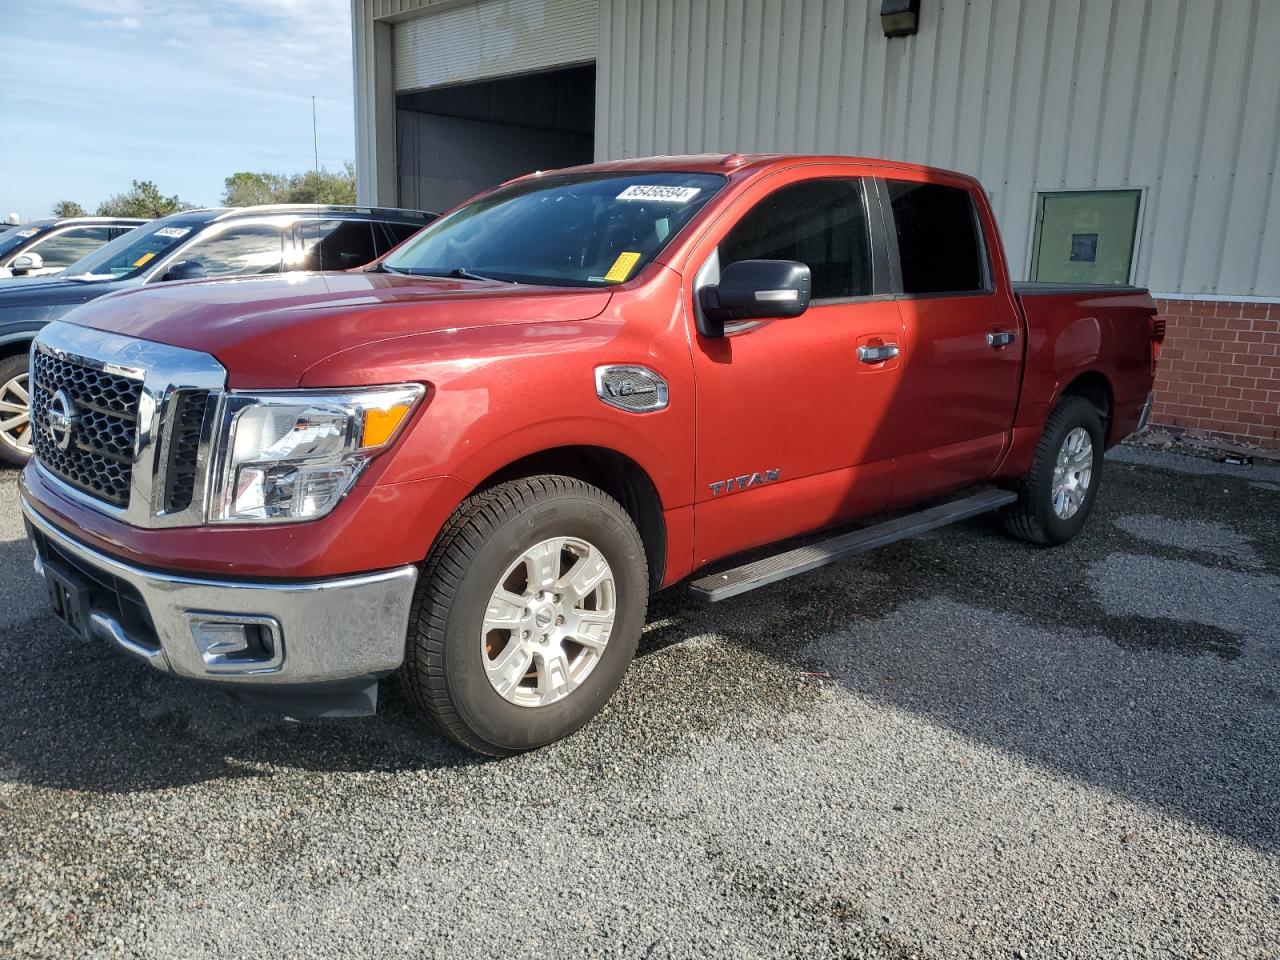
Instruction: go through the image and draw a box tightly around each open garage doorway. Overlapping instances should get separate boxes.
[395,64,595,214]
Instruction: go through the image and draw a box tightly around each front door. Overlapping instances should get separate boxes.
[878,177,1024,506]
[687,172,901,566]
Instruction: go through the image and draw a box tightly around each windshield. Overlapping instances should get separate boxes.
[382,172,726,287]
[63,217,209,280]
[0,224,47,260]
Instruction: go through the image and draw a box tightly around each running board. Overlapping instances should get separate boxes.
[688,488,1017,603]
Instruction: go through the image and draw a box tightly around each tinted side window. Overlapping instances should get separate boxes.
[299,219,378,271]
[720,179,872,301]
[380,222,424,255]
[180,225,285,278]
[886,181,985,294]
[29,226,113,268]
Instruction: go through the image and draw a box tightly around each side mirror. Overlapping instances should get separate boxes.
[697,259,812,337]
[160,260,206,283]
[10,252,43,275]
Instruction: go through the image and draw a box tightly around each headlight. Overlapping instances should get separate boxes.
[209,385,424,524]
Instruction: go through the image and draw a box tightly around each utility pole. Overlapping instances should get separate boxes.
[312,95,320,175]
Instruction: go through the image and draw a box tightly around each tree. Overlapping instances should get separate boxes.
[96,180,191,218]
[52,200,86,218]
[223,171,288,207]
[221,163,356,207]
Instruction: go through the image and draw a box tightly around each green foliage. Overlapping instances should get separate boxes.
[221,163,356,207]
[52,200,86,218]
[222,171,288,207]
[95,180,192,218]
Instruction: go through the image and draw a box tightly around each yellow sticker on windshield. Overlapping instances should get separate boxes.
[134,252,156,268]
[604,251,641,283]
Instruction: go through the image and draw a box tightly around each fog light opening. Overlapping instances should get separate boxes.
[186,614,284,674]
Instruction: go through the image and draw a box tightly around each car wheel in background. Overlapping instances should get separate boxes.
[0,353,33,465]
[398,475,649,756]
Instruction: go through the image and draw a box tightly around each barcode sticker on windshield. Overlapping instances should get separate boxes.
[154,227,191,239]
[616,185,701,203]
[604,251,642,283]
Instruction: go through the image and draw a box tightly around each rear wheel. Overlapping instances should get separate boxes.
[0,353,33,466]
[399,475,649,756]
[1003,395,1105,545]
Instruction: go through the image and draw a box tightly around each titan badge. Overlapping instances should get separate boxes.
[709,469,780,497]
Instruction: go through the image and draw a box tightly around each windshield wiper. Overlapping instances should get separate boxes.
[447,267,516,284]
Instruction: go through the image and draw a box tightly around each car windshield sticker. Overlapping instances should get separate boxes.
[616,185,701,203]
[603,251,642,283]
[134,252,156,268]
[154,227,191,239]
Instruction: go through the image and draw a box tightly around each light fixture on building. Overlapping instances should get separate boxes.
[880,0,921,37]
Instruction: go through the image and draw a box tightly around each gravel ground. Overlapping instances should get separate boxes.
[1,448,1278,959]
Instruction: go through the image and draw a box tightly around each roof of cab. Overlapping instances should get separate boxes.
[546,152,981,187]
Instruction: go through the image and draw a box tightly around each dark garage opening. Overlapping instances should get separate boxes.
[396,64,595,214]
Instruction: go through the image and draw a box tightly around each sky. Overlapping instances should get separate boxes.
[0,0,356,221]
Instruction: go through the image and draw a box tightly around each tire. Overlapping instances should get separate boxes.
[0,352,33,467]
[1003,394,1105,546]
[399,475,649,756]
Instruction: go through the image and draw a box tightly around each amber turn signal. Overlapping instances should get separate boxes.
[361,403,414,447]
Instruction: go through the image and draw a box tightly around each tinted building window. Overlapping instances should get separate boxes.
[720,179,872,301]
[886,181,986,294]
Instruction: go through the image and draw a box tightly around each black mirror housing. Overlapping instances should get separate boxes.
[698,259,812,336]
[161,260,207,283]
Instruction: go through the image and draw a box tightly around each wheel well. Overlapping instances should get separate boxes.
[0,338,31,364]
[1060,371,1113,442]
[474,446,667,592]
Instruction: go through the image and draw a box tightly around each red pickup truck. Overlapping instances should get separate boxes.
[21,154,1160,755]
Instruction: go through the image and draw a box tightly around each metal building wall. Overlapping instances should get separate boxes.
[394,0,598,91]
[595,0,1280,298]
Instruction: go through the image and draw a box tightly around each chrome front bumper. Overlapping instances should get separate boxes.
[23,497,418,692]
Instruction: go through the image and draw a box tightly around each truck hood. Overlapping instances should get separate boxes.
[60,271,614,388]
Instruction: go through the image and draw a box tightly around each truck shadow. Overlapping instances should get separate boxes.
[637,456,1280,856]
[1,456,1276,858]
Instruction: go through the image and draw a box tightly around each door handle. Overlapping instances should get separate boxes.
[857,343,900,364]
[987,330,1016,348]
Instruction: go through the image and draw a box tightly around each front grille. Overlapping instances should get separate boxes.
[32,351,144,507]
[163,391,210,513]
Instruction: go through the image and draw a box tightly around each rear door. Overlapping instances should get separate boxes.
[688,168,902,564]
[878,177,1023,505]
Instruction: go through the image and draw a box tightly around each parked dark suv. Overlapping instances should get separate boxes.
[0,204,434,463]
[0,217,147,279]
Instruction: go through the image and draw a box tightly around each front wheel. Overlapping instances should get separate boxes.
[1003,395,1105,545]
[0,352,33,466]
[399,475,649,756]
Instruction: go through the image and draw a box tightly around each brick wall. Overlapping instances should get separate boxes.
[1150,298,1280,451]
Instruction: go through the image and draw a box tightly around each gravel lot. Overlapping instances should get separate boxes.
[1,448,1278,959]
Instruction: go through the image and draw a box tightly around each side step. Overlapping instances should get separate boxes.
[688,487,1017,603]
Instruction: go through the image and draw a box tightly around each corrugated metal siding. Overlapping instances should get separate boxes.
[393,0,598,92]
[595,0,1280,297]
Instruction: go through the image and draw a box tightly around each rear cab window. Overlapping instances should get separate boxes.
[884,180,989,295]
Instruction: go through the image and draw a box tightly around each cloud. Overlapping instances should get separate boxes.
[95,15,142,28]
